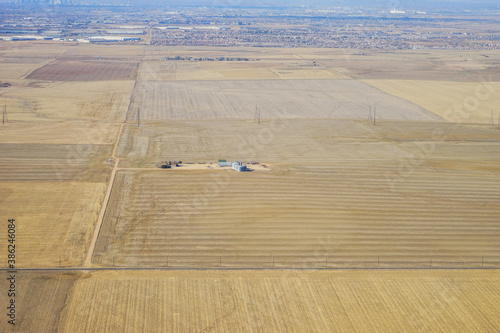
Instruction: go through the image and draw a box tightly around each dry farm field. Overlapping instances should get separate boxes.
[0,143,112,267]
[28,60,139,81]
[0,181,107,267]
[93,163,500,268]
[127,79,441,121]
[1,270,500,333]
[363,80,500,124]
[1,41,500,332]
[138,58,349,81]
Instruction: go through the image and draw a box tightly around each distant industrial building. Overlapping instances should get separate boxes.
[104,29,146,35]
[89,36,141,43]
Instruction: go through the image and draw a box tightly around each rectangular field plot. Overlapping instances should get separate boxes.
[54,270,500,333]
[92,167,500,268]
[0,272,82,333]
[364,80,500,124]
[115,119,410,168]
[321,50,500,81]
[28,60,139,81]
[0,181,106,267]
[0,57,50,80]
[6,80,135,121]
[138,59,349,81]
[0,143,113,182]
[127,79,441,121]
[3,270,499,333]
[116,119,500,171]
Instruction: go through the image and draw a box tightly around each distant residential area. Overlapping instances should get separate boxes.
[0,3,499,49]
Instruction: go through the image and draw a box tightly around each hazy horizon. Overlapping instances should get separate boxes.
[1,0,499,10]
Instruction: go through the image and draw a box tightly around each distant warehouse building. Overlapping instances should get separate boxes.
[89,36,141,43]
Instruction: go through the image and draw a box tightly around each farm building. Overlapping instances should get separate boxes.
[217,159,248,171]
[232,161,247,172]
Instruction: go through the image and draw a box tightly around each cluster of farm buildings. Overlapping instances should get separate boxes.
[218,160,248,172]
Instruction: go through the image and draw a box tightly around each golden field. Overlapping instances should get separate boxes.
[1,270,500,332]
[364,80,500,124]
[1,41,500,331]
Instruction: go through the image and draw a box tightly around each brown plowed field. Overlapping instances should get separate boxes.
[28,60,139,81]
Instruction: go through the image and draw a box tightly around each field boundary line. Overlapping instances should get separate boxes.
[83,122,125,267]
[2,267,500,272]
[22,58,57,80]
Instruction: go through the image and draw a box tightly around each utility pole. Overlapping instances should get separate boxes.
[373,105,376,126]
[490,110,494,127]
[255,106,261,124]
[2,105,7,124]
[137,108,140,127]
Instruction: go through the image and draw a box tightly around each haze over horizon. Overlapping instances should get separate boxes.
[1,0,499,11]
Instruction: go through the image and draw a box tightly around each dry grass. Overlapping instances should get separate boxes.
[2,270,488,333]
[0,121,122,145]
[0,182,106,267]
[0,143,112,181]
[0,272,82,333]
[92,163,500,268]
[320,49,500,81]
[0,41,73,58]
[2,42,500,331]
[138,59,348,81]
[4,80,135,121]
[0,58,50,80]
[115,119,401,167]
[127,80,439,121]
[98,118,500,268]
[3,270,500,332]
[115,119,500,168]
[139,48,500,82]
[363,80,500,124]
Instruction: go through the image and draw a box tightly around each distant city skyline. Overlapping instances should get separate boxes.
[1,0,499,9]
